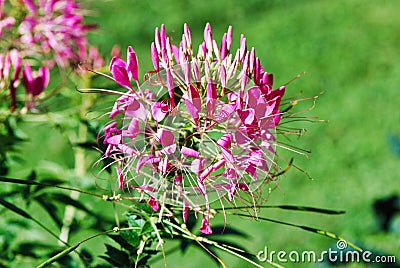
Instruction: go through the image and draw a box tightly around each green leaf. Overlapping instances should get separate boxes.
[22,171,37,205]
[108,235,136,252]
[231,212,363,252]
[0,176,41,186]
[216,204,345,215]
[134,202,156,214]
[0,197,32,219]
[34,195,62,227]
[15,242,55,258]
[268,205,345,214]
[120,229,141,248]
[101,244,130,267]
[127,214,146,229]
[45,193,92,214]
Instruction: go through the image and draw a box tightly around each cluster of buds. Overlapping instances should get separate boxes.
[103,23,287,234]
[0,0,98,112]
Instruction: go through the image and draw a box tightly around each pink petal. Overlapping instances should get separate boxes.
[24,0,37,14]
[175,175,183,185]
[126,118,139,138]
[106,134,121,145]
[220,33,227,60]
[151,102,168,122]
[3,54,11,80]
[151,42,159,70]
[221,147,234,163]
[200,166,213,181]
[238,109,255,125]
[160,24,167,50]
[206,80,217,114]
[126,100,147,121]
[172,45,180,64]
[223,168,239,180]
[188,84,201,109]
[116,166,124,190]
[127,46,138,81]
[156,128,175,146]
[182,202,189,223]
[110,64,131,89]
[10,50,21,81]
[159,144,176,155]
[238,183,249,191]
[216,133,232,149]
[203,23,213,52]
[181,146,199,158]
[38,67,50,88]
[166,69,175,107]
[235,129,250,145]
[200,216,212,235]
[185,99,199,122]
[190,158,205,175]
[212,159,226,171]
[148,196,160,212]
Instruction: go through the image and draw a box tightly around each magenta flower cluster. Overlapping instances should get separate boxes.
[0,0,97,111]
[103,23,286,234]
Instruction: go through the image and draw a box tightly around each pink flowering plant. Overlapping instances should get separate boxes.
[0,0,103,176]
[0,0,97,112]
[52,23,359,267]
[0,4,363,265]
[103,23,287,235]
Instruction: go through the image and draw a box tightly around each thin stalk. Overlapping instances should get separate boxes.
[59,75,92,244]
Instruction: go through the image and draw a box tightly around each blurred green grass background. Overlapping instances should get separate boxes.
[8,0,400,267]
[82,0,400,266]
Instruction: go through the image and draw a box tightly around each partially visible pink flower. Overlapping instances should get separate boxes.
[76,45,105,74]
[22,63,50,98]
[17,0,95,68]
[0,16,15,37]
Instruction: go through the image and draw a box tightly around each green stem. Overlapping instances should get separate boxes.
[59,75,93,244]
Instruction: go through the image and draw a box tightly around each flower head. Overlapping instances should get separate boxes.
[21,63,50,110]
[0,0,98,112]
[103,23,287,234]
[18,0,94,67]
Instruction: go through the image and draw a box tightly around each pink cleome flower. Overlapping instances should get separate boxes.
[18,0,94,68]
[103,23,286,234]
